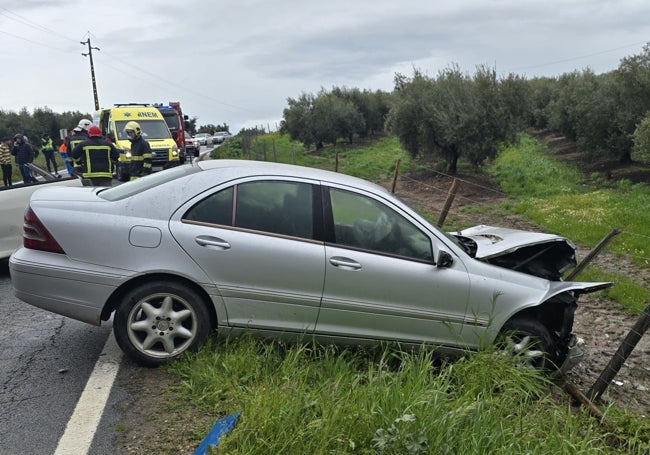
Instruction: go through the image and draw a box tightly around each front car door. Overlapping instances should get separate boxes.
[316,186,472,347]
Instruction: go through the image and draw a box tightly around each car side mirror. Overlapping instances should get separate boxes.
[436,250,453,268]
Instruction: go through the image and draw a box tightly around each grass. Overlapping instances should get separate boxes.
[213,133,421,181]
[166,337,650,454]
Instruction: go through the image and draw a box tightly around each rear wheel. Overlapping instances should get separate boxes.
[114,281,212,367]
[498,318,555,370]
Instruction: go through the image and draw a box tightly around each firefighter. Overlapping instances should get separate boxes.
[123,121,152,180]
[64,119,92,177]
[71,125,119,186]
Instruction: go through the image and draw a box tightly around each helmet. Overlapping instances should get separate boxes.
[88,125,102,137]
[123,121,142,137]
[13,133,23,141]
[77,119,92,131]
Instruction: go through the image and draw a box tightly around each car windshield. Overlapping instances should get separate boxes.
[98,165,201,201]
[115,120,172,141]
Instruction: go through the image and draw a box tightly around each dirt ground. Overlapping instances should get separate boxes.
[115,133,650,453]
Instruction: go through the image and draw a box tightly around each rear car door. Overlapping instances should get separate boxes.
[170,178,325,332]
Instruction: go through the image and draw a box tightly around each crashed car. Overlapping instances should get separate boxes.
[9,160,611,368]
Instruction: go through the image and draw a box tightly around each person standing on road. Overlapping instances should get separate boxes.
[11,134,38,184]
[71,126,119,187]
[0,136,13,186]
[40,133,59,176]
[124,121,152,180]
[64,119,92,177]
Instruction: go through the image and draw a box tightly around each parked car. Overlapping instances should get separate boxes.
[193,133,211,146]
[9,160,611,367]
[0,170,83,260]
[184,131,200,157]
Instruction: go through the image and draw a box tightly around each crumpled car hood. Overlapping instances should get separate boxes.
[449,225,578,280]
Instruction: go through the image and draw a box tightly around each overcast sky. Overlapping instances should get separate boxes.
[1,0,649,133]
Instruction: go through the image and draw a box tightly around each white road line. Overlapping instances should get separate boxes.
[54,333,122,455]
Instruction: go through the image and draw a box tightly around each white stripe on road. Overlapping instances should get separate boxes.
[54,333,122,455]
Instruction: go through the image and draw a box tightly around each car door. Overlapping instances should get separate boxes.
[316,186,472,346]
[170,179,325,332]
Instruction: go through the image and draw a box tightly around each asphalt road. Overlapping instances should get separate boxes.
[0,259,131,454]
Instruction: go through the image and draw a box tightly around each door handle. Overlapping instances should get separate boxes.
[329,256,362,270]
[195,236,231,249]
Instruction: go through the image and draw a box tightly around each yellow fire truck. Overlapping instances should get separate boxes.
[93,104,181,181]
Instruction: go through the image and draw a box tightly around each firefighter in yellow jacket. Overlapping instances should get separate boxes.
[71,125,119,186]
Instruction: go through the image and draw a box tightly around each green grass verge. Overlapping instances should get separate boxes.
[167,338,650,454]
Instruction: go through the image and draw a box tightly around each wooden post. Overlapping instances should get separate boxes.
[291,145,296,164]
[272,140,277,162]
[263,141,267,161]
[391,158,401,194]
[565,228,622,280]
[437,179,459,228]
[335,152,339,172]
[586,303,650,402]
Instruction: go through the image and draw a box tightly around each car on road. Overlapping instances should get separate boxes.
[193,133,211,146]
[9,160,611,367]
[212,131,231,144]
[184,131,200,158]
[0,172,83,260]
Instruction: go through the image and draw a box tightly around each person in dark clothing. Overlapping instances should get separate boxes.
[64,119,92,177]
[40,133,59,175]
[124,121,152,180]
[71,126,119,186]
[11,134,38,184]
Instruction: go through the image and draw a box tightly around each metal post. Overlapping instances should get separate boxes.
[81,38,100,111]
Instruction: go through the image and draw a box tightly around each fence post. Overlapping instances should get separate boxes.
[272,140,277,162]
[586,303,650,402]
[263,141,267,161]
[291,145,296,164]
[437,179,459,228]
[565,228,622,280]
[391,158,401,194]
[335,152,339,172]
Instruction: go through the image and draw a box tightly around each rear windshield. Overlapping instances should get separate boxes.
[98,165,201,201]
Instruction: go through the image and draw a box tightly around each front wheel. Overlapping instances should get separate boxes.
[113,281,212,367]
[498,318,556,370]
[116,162,130,182]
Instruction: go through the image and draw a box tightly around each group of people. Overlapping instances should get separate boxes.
[1,134,39,186]
[0,118,152,187]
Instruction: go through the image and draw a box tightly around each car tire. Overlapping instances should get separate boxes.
[113,281,213,367]
[498,317,556,370]
[116,163,130,182]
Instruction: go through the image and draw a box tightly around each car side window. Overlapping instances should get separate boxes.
[235,181,314,239]
[329,188,433,261]
[184,186,234,225]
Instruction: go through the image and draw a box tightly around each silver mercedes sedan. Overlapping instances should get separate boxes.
[9,160,611,368]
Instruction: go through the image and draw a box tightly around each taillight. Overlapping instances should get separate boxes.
[23,206,65,254]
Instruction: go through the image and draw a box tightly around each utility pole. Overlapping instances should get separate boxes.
[81,38,100,110]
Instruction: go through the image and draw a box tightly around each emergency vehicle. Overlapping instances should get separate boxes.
[155,102,189,163]
[93,104,180,181]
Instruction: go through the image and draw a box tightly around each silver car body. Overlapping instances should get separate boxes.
[9,160,611,364]
[0,178,83,259]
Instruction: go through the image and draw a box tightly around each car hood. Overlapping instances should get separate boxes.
[449,225,579,280]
